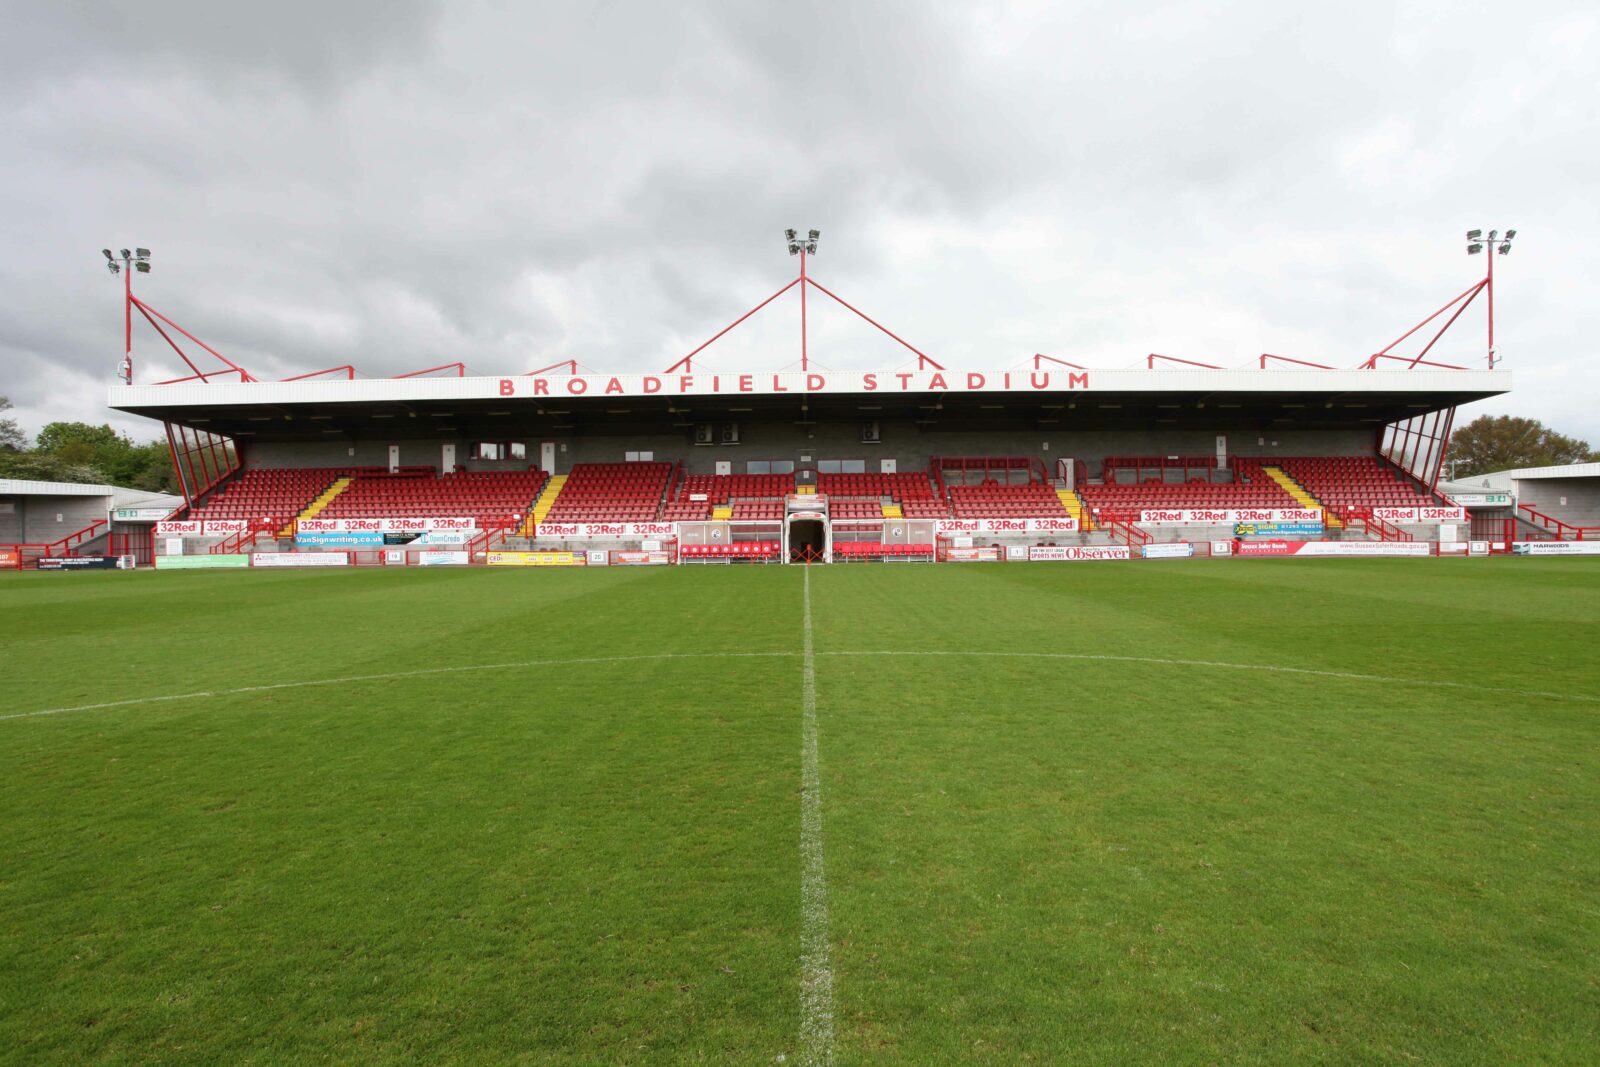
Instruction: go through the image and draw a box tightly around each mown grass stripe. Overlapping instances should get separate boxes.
[799,566,835,1065]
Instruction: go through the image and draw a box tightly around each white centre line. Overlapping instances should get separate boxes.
[799,566,835,1066]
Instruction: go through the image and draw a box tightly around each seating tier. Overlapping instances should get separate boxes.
[543,462,674,523]
[317,469,549,525]
[186,467,357,524]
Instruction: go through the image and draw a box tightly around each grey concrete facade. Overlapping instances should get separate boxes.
[243,422,1377,479]
[1515,478,1600,528]
[0,494,109,543]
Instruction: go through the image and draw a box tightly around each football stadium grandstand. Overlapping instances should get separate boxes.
[15,235,1592,570]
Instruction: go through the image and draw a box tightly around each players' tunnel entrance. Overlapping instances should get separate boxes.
[787,518,827,563]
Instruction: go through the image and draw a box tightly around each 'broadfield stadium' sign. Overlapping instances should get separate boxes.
[494,370,1090,399]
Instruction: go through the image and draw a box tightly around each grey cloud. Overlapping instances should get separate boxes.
[1,2,1596,445]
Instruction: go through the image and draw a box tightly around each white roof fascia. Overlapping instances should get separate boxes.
[0,479,116,497]
[109,367,1512,410]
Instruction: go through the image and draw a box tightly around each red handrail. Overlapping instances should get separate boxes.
[154,368,252,385]
[280,365,356,382]
[1345,507,1413,542]
[3,521,110,565]
[1095,511,1152,548]
[466,519,519,557]
[212,520,279,555]
[48,520,108,554]
[1517,504,1600,540]
[393,362,466,379]
[1358,353,1471,371]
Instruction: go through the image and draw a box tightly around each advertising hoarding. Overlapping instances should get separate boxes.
[1234,540,1432,557]
[251,552,350,567]
[934,518,1079,535]
[1511,541,1600,556]
[486,550,585,566]
[1027,545,1131,561]
[155,554,250,569]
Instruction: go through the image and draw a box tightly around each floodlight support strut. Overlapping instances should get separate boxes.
[129,295,257,381]
[1363,278,1486,369]
[662,247,945,373]
[664,277,800,374]
[803,277,945,371]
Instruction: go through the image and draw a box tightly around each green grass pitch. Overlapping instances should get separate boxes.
[2,559,1598,1065]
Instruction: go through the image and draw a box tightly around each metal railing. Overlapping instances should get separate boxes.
[1517,504,1600,540]
[1344,508,1413,542]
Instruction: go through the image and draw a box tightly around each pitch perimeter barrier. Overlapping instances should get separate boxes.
[1511,541,1600,556]
[1235,540,1431,557]
[487,550,585,567]
[156,554,251,569]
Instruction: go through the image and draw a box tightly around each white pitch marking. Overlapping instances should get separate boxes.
[798,566,835,1066]
[813,650,1600,704]
[0,652,798,722]
[5,648,1595,725]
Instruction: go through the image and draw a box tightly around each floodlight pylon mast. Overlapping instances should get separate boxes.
[123,254,132,382]
[101,248,140,383]
[800,244,808,372]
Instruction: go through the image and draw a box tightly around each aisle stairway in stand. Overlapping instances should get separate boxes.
[1057,487,1094,531]
[881,503,903,519]
[1261,466,1341,528]
[280,476,352,537]
[522,475,567,534]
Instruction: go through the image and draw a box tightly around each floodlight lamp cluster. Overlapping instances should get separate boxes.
[102,247,151,275]
[1466,228,1515,256]
[785,227,820,255]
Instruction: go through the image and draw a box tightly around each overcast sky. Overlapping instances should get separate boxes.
[3,1,1596,444]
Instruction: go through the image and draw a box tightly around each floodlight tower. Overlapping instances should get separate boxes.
[1466,228,1515,368]
[786,228,820,370]
[102,247,150,383]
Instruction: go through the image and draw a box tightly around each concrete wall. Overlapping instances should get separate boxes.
[245,424,1375,479]
[0,494,110,543]
[1515,478,1600,528]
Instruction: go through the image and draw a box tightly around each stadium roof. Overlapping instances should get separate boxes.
[1,478,121,497]
[109,367,1510,441]
[1442,462,1600,493]
[0,479,182,510]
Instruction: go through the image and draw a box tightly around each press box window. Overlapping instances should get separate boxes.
[474,442,526,461]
